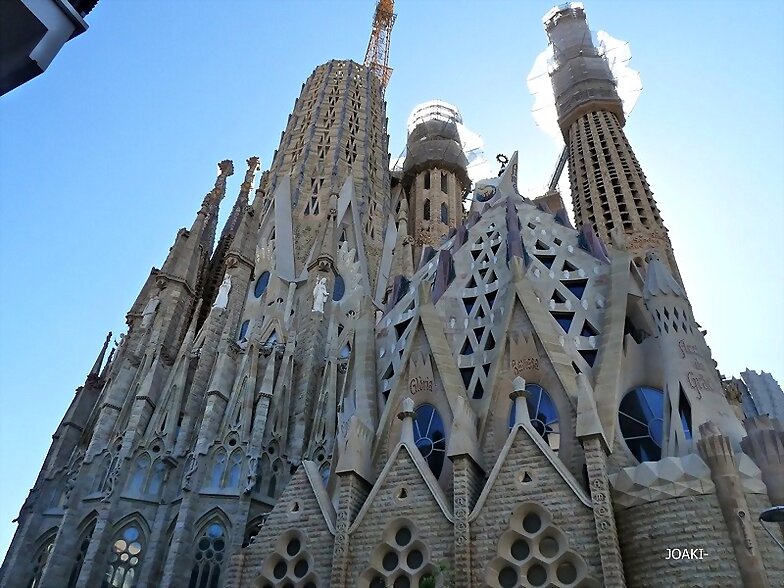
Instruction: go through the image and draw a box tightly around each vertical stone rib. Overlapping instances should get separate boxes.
[582,435,626,587]
[698,422,771,588]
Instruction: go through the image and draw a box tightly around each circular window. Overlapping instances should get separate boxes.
[254,271,271,298]
[382,551,398,571]
[286,538,301,557]
[527,563,547,586]
[508,384,559,450]
[413,404,446,478]
[273,561,286,579]
[406,549,423,569]
[511,538,530,561]
[522,512,542,534]
[539,536,559,558]
[557,561,578,583]
[619,387,688,462]
[498,566,518,588]
[395,527,412,547]
[293,559,308,578]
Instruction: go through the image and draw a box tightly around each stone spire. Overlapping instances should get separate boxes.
[401,104,470,263]
[87,331,112,380]
[544,3,682,283]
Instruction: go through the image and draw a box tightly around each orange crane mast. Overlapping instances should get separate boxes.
[364,0,396,94]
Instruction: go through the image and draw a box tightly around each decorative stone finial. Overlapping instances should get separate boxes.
[510,378,530,426]
[398,397,416,446]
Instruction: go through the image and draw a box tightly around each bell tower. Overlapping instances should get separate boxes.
[401,101,471,264]
[544,3,682,283]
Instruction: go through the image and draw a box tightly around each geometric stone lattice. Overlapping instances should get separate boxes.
[256,530,319,588]
[485,502,599,588]
[609,454,715,509]
[359,518,437,587]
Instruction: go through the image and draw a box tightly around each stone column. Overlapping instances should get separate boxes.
[330,471,371,587]
[698,421,770,588]
[581,435,626,588]
[451,454,482,588]
[741,415,784,508]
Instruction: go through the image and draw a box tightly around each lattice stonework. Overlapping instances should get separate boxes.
[485,502,600,588]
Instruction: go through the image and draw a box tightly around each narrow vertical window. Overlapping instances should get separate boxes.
[441,171,448,193]
[440,202,448,224]
[67,520,96,588]
[423,172,430,190]
[423,199,431,221]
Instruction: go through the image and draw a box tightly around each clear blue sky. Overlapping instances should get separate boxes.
[1,0,782,559]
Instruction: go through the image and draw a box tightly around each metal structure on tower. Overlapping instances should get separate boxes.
[364,0,396,93]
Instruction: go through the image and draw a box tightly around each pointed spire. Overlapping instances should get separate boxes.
[201,159,235,253]
[159,159,234,292]
[88,331,112,379]
[220,157,259,242]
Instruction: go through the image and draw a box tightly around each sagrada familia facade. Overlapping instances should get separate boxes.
[2,4,783,588]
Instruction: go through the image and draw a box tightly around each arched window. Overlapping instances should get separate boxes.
[104,524,144,588]
[146,459,165,496]
[441,171,448,193]
[509,384,560,452]
[333,274,345,301]
[94,454,112,493]
[188,521,227,588]
[210,449,227,488]
[413,404,446,478]
[226,450,243,489]
[619,386,692,462]
[254,271,271,298]
[28,531,56,588]
[67,520,96,588]
[440,202,448,224]
[423,199,431,221]
[238,320,250,342]
[423,172,431,190]
[128,454,151,493]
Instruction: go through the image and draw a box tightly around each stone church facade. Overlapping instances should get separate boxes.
[2,4,782,588]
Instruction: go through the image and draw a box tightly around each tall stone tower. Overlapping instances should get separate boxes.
[544,3,682,282]
[401,101,471,263]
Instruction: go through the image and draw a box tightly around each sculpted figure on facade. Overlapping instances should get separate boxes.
[312,277,329,313]
[141,294,160,328]
[213,274,232,309]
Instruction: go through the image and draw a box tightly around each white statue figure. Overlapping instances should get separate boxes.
[213,274,232,309]
[141,295,160,328]
[312,277,329,313]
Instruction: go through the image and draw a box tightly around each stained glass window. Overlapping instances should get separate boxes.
[188,522,226,588]
[254,272,270,298]
[333,274,345,302]
[413,404,446,478]
[103,525,143,588]
[28,533,55,588]
[619,387,665,462]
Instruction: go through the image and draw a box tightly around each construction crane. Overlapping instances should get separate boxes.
[364,0,396,94]
[548,145,569,191]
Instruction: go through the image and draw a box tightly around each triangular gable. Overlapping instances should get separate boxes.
[470,420,592,521]
[350,443,454,533]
